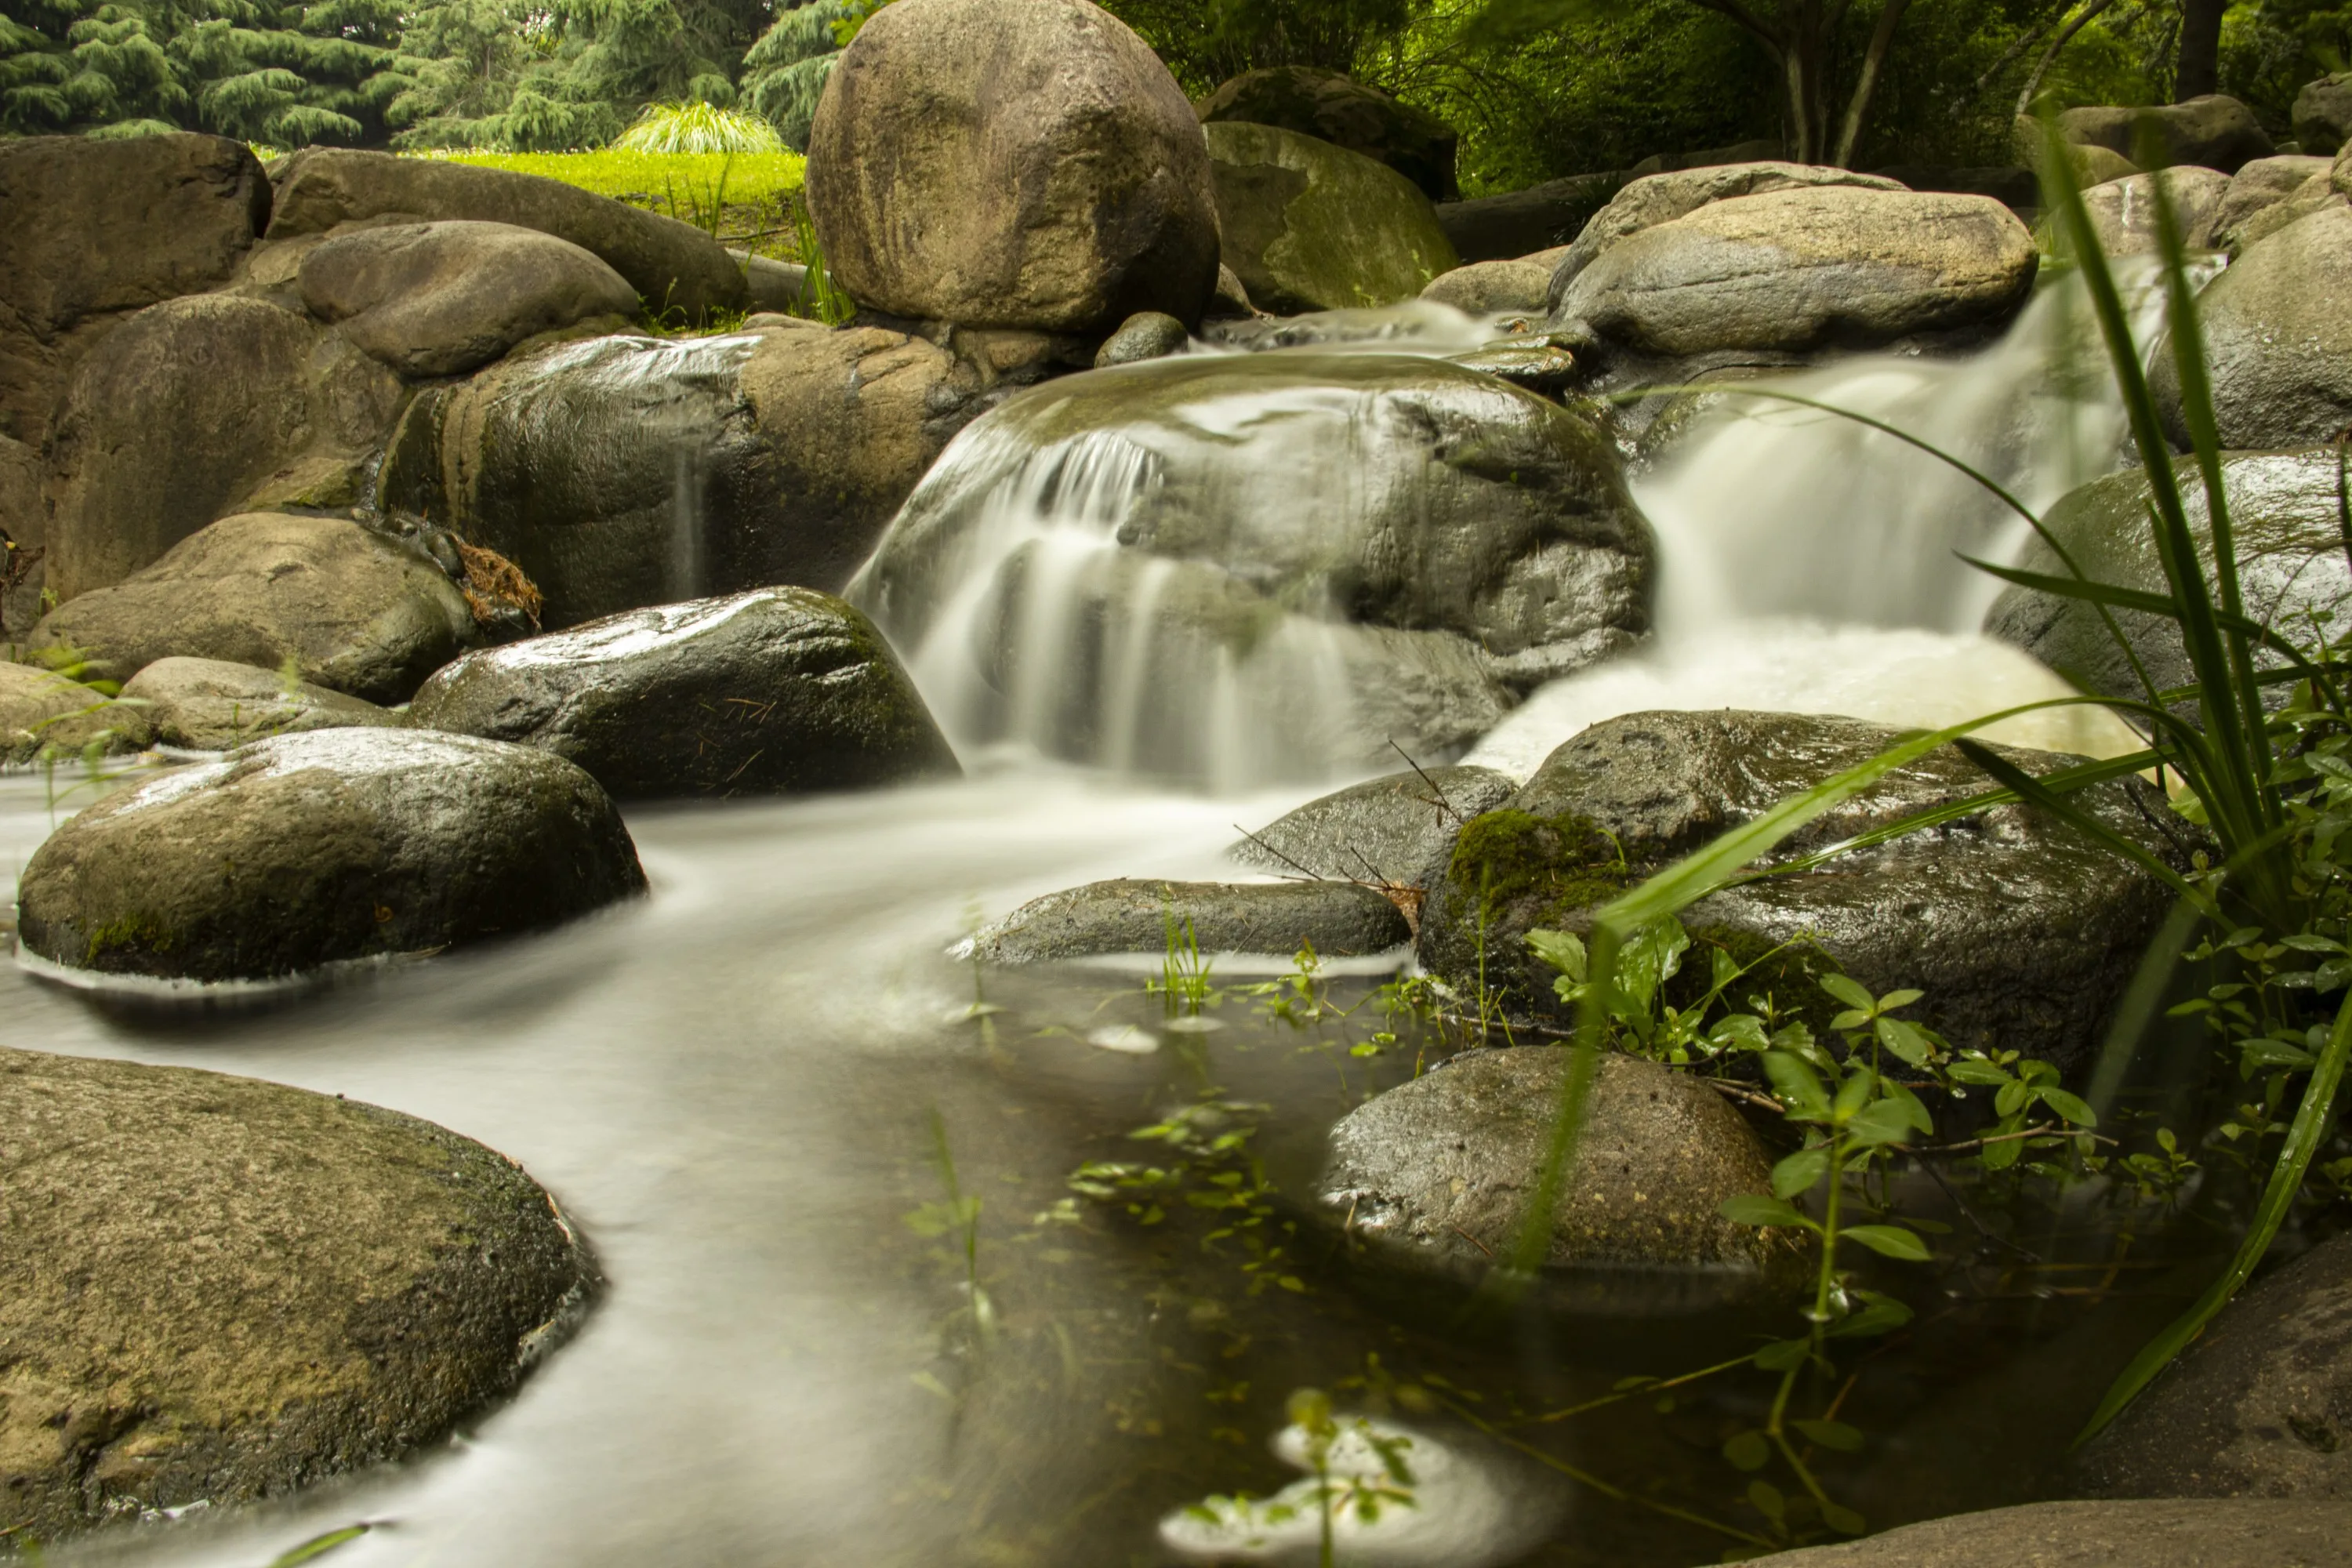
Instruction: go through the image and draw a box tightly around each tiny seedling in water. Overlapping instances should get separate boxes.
[904,1108,993,1336]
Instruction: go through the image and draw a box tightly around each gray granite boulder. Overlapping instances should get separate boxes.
[2058,94,2274,175]
[2211,154,2334,249]
[0,659,152,764]
[2154,205,2352,448]
[2078,167,2232,253]
[16,728,644,983]
[1744,1499,2352,1566]
[967,878,1410,963]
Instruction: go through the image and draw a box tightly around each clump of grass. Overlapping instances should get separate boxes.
[615,101,783,155]
[406,147,806,244]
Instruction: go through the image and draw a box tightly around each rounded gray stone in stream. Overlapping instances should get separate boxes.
[2077,1232,2352,1499]
[1420,710,2188,1079]
[2058,93,2275,176]
[16,728,645,983]
[967,879,1410,964]
[1319,1047,1805,1302]
[1093,310,1191,368]
[1985,449,2352,708]
[1419,258,1553,316]
[0,659,152,763]
[1740,1498,2352,1566]
[118,655,403,750]
[0,1045,595,1542]
[2153,205,2352,449]
[406,586,958,800]
[1231,764,1517,887]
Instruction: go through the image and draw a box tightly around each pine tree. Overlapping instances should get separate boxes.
[739,0,848,150]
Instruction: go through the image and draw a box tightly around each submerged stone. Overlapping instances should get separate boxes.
[1420,710,2185,1077]
[967,878,1410,964]
[119,655,402,750]
[0,1046,594,1541]
[407,586,958,800]
[16,728,644,984]
[1319,1047,1803,1302]
[1232,764,1516,887]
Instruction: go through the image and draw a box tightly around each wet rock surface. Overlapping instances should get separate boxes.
[1205,121,1459,314]
[2211,155,2334,249]
[1420,258,1553,315]
[1554,187,2038,364]
[1232,764,1516,887]
[1196,64,1459,201]
[16,728,644,983]
[804,0,1218,331]
[30,513,480,703]
[0,660,153,764]
[968,878,1410,963]
[1094,310,1191,367]
[1986,448,2352,705]
[2079,167,2231,252]
[120,655,403,750]
[1319,1047,1802,1298]
[2155,205,2352,448]
[1419,710,2185,1076]
[2078,1233,2352,1498]
[299,220,638,378]
[39,295,405,601]
[408,587,957,800]
[0,1046,595,1541]
[1744,1498,2352,1565]
[266,147,746,322]
[2058,93,2274,175]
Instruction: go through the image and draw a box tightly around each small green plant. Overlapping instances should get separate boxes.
[615,100,783,155]
[1068,1098,1304,1295]
[1149,890,1218,1018]
[904,1109,993,1336]
[785,191,855,325]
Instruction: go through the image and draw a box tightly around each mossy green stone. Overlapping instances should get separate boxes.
[1204,122,1458,314]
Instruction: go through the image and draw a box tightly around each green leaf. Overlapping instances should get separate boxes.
[1722,1193,1815,1229]
[1614,914,1691,1014]
[1525,927,1586,982]
[1882,1077,1936,1135]
[1754,1337,1812,1370]
[268,1527,371,1568]
[1762,1051,1832,1121]
[1948,1060,2013,1086]
[1770,1145,1831,1199]
[1829,1292,1915,1338]
[1875,1014,1935,1067]
[1842,1224,1930,1261]
[2038,1088,2098,1127]
[1722,1429,1772,1471]
[1745,1479,1787,1525]
[1994,1080,2032,1118]
[1842,1099,1918,1148]
[1823,1502,1868,1535]
[1820,974,1876,1013]
[2240,1038,2318,1069]
[1875,988,1924,1011]
[1954,739,2216,915]
[1791,1418,1864,1452]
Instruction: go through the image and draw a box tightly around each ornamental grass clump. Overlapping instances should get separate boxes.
[614,100,783,155]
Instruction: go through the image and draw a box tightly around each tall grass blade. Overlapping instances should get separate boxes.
[1951,739,2212,911]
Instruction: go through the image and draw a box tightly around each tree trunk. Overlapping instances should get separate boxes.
[2176,0,2223,100]
[1831,0,1911,166]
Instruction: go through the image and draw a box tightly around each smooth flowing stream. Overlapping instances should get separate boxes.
[7,265,2222,1566]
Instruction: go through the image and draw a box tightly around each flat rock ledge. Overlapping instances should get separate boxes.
[0,1047,596,1543]
[966,878,1411,964]
[1742,1497,2352,1565]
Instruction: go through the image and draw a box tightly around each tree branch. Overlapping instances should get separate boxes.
[1831,0,1911,167]
[1689,0,1786,55]
[2016,0,2118,117]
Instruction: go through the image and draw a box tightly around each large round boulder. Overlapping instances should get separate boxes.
[2296,73,2352,155]
[0,659,152,764]
[1552,187,2038,365]
[2154,205,2352,448]
[965,878,1410,963]
[266,147,746,323]
[28,512,480,702]
[1418,710,2184,1077]
[299,220,639,379]
[1319,1047,1804,1305]
[407,586,958,799]
[1196,65,1460,201]
[1545,162,1904,306]
[0,1046,594,1541]
[2210,154,2334,250]
[119,655,403,751]
[2058,95,2274,174]
[2079,166,2232,253]
[1985,449,2352,705]
[377,321,993,630]
[40,295,405,601]
[16,728,644,983]
[0,133,269,451]
[1742,1500,2352,1566]
[804,0,1220,332]
[850,353,1655,780]
[1205,121,1458,314]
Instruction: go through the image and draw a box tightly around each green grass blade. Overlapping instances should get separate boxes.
[2082,894,2209,1119]
[1952,739,2213,912]
[2075,982,2352,1444]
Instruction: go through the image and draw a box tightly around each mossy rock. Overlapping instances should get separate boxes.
[0,1046,596,1543]
[1204,121,1458,314]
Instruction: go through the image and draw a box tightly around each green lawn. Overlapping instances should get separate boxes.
[405,149,811,259]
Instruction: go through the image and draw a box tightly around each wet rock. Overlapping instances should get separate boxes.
[854,353,1653,773]
[1232,764,1516,886]
[1420,259,1552,316]
[804,0,1218,332]
[1545,162,1904,305]
[967,878,1410,963]
[1319,1047,1803,1299]
[267,147,746,322]
[1196,64,1459,201]
[379,322,989,628]
[1986,449,2352,705]
[39,295,405,601]
[2078,1233,2352,1497]
[0,660,152,764]
[28,513,480,702]
[1742,1499,2352,1566]
[2296,72,2352,155]
[0,133,270,449]
[0,1046,595,1541]
[2079,166,2232,252]
[1094,310,1191,368]
[1200,299,1490,352]
[407,587,956,800]
[2154,206,2352,448]
[299,220,638,378]
[1209,263,1257,319]
[1205,121,1459,315]
[1443,335,1583,399]
[1418,710,2184,1076]
[1554,187,2038,364]
[2211,154,2334,249]
[120,655,402,750]
[2059,94,2274,175]
[16,727,644,982]
[1436,172,1624,264]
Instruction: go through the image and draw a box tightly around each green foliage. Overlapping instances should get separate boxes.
[739,0,847,150]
